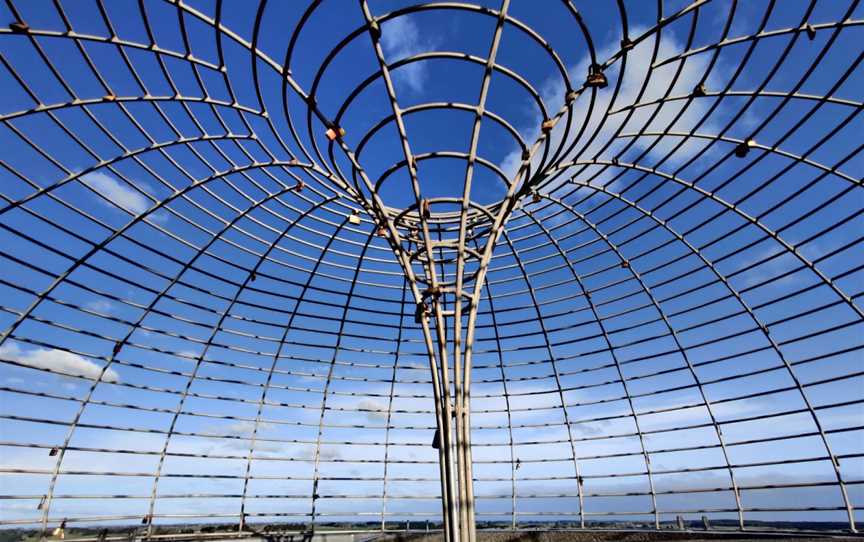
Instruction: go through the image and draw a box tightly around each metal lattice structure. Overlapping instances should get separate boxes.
[0,1,862,540]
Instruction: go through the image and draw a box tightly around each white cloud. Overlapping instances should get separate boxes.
[221,438,284,455]
[381,15,438,93]
[318,447,342,460]
[80,171,156,217]
[357,398,390,421]
[85,299,113,313]
[222,420,274,436]
[503,26,722,191]
[734,240,831,289]
[0,342,119,383]
[208,421,286,455]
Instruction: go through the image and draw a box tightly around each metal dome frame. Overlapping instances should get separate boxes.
[0,1,862,541]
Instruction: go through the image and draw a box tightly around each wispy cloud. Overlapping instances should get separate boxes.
[0,341,119,383]
[357,398,390,422]
[81,172,152,214]
[503,26,721,189]
[733,240,831,289]
[85,299,114,313]
[222,420,275,436]
[80,171,170,225]
[381,16,439,94]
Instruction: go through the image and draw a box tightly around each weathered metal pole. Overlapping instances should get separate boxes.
[449,3,510,541]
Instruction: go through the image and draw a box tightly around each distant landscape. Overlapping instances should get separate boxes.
[0,520,856,542]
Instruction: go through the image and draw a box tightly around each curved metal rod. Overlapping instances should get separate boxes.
[35,186,326,533]
[559,159,861,319]
[526,196,745,528]
[560,179,857,531]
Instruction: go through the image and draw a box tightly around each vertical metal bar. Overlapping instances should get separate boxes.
[380,278,411,532]
[309,228,377,530]
[353,3,470,537]
[451,4,510,541]
[239,198,342,530]
[472,237,519,531]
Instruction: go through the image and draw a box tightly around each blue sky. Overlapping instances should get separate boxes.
[0,0,862,532]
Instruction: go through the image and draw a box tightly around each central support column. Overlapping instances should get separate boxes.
[315,60,548,542]
[405,213,476,542]
[399,206,511,542]
[331,154,547,542]
[295,1,581,538]
[353,2,515,539]
[351,181,541,542]
[422,288,479,542]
